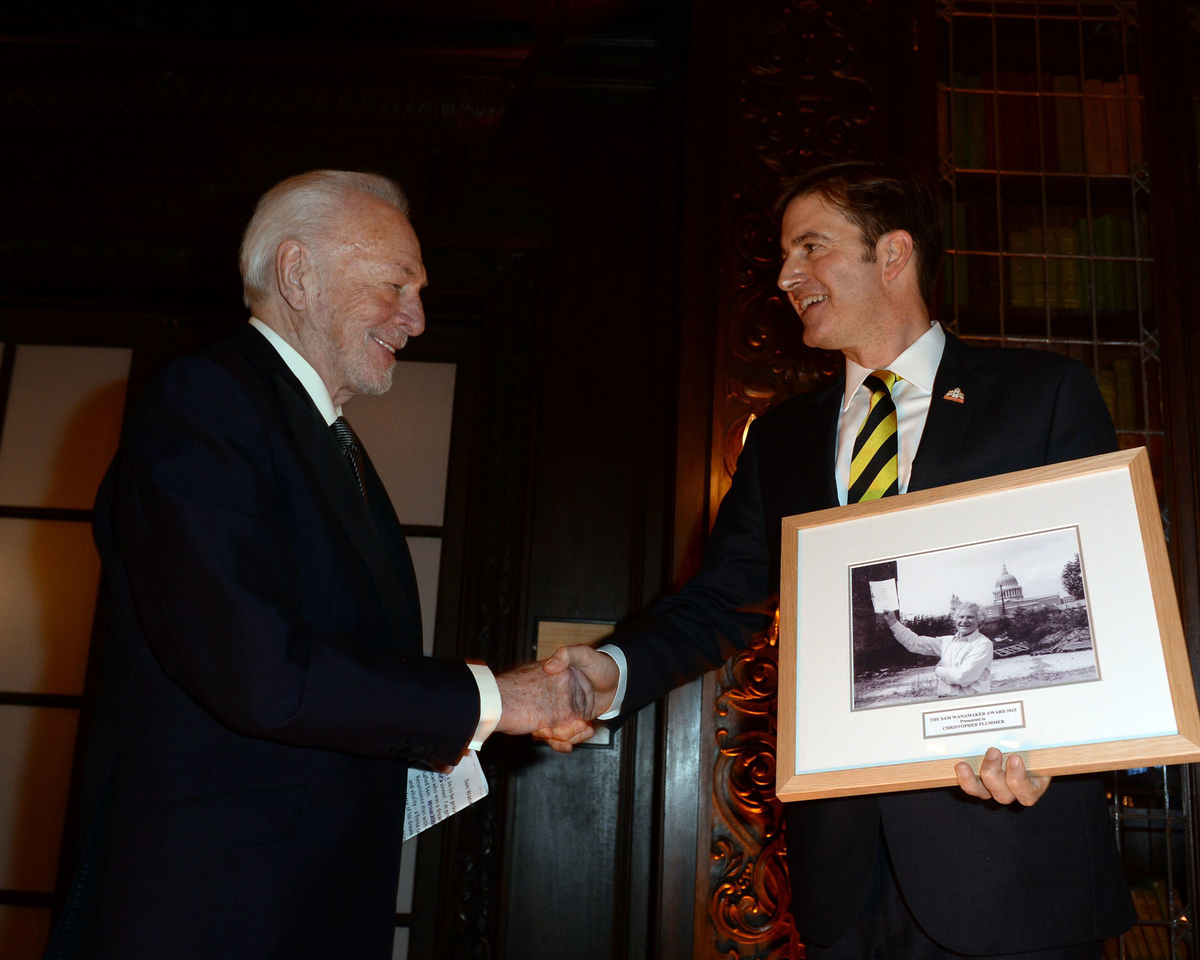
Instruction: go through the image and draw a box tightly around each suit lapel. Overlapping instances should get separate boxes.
[804,376,842,510]
[233,326,419,650]
[767,373,842,517]
[909,333,981,493]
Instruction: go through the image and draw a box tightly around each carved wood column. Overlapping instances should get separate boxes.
[688,2,907,955]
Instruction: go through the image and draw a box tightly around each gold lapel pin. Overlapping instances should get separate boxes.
[943,387,965,403]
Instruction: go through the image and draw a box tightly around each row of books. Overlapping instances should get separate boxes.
[943,203,1147,313]
[942,72,1144,175]
[1008,214,1143,312]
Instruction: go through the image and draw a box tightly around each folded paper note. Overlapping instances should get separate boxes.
[404,750,489,841]
[869,578,899,614]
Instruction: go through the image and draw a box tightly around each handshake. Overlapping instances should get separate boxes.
[492,645,621,752]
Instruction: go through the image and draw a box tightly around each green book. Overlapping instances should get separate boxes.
[1118,215,1136,311]
[1045,228,1061,308]
[1029,228,1046,309]
[1009,231,1031,308]
[1094,214,1117,312]
[1057,227,1081,310]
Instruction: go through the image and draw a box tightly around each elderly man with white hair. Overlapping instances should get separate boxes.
[46,170,594,960]
[882,603,993,697]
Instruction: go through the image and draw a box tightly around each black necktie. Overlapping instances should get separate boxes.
[330,416,368,503]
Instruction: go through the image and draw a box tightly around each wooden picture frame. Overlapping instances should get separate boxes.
[776,448,1200,802]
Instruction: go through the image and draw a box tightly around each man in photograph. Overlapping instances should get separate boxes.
[882,603,993,697]
[541,162,1135,958]
[47,170,594,959]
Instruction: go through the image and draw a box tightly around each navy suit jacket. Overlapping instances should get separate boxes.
[48,325,479,959]
[611,333,1136,954]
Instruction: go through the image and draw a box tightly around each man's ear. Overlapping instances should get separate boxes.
[276,240,312,311]
[880,230,915,283]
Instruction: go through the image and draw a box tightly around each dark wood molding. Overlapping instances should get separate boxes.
[1140,0,1200,686]
[0,890,55,908]
[408,242,541,960]
[0,693,81,709]
[691,0,894,954]
[0,507,91,522]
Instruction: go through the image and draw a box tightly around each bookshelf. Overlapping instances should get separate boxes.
[936,1,1162,493]
[935,4,1188,959]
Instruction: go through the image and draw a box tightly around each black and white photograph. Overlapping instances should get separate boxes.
[850,526,1099,710]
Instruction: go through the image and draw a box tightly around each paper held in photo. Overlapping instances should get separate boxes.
[404,750,488,841]
[869,578,899,613]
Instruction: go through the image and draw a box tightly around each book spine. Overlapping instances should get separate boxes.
[1054,75,1084,173]
[1045,227,1061,309]
[1104,79,1129,175]
[1009,231,1031,308]
[1029,228,1046,309]
[1039,72,1057,170]
[1057,227,1081,310]
[1096,213,1117,311]
[1126,73,1145,170]
[1084,78,1109,175]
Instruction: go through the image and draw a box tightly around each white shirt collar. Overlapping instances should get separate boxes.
[248,318,342,426]
[842,321,945,412]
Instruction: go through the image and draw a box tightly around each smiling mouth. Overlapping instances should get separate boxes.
[370,333,406,356]
[794,293,828,315]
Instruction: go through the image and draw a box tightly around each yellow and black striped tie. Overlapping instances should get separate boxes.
[848,370,900,502]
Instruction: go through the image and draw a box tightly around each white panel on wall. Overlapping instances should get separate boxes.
[396,835,418,914]
[0,519,101,695]
[392,926,410,960]
[0,345,132,510]
[351,361,456,527]
[405,537,442,656]
[0,905,53,960]
[0,706,79,891]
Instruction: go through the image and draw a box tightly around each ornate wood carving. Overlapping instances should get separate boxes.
[705,2,884,956]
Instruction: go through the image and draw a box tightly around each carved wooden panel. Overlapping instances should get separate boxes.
[704,2,886,956]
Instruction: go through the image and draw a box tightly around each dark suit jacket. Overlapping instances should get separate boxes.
[48,325,480,959]
[611,333,1136,954]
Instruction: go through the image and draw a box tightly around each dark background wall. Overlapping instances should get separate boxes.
[2,1,693,957]
[5,2,1200,959]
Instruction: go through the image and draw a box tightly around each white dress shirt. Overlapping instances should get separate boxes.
[835,321,945,503]
[249,319,501,749]
[886,620,993,697]
[599,322,949,720]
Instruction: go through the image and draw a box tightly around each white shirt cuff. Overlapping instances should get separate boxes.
[596,643,628,719]
[467,663,501,750]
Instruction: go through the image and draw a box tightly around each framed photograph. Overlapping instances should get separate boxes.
[776,448,1200,802]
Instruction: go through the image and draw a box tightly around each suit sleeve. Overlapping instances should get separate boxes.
[610,421,775,720]
[106,356,478,766]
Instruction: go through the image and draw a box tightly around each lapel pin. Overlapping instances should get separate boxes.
[943,387,965,403]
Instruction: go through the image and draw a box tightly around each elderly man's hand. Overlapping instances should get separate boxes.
[955,747,1051,806]
[530,644,621,753]
[494,660,596,745]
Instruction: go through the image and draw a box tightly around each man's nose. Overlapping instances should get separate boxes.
[777,262,807,292]
[400,295,426,337]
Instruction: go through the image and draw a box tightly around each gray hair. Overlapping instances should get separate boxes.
[958,602,982,618]
[238,170,411,309]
